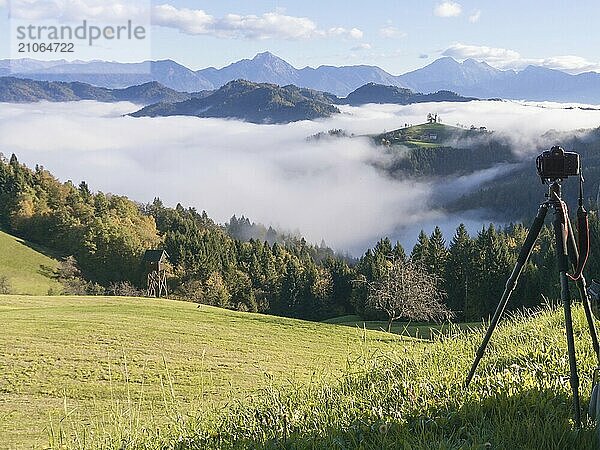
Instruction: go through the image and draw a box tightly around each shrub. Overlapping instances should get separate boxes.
[0,275,11,294]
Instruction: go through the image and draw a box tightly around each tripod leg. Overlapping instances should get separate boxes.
[553,205,582,428]
[566,217,600,362]
[465,203,549,388]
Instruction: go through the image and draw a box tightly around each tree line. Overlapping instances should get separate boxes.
[2,154,600,322]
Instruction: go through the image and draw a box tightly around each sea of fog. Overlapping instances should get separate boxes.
[1,100,599,255]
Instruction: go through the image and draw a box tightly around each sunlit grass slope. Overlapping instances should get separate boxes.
[324,314,481,339]
[0,230,62,295]
[0,295,402,448]
[61,306,600,449]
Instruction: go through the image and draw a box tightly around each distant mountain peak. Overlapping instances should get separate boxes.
[253,51,279,61]
[431,56,461,66]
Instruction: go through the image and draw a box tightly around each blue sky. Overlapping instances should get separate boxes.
[1,0,600,74]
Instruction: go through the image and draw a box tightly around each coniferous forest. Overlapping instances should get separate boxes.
[2,152,600,322]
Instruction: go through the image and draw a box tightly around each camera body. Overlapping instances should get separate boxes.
[536,146,580,182]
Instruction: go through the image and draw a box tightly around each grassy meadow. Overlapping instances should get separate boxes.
[0,231,62,295]
[3,295,600,449]
[0,295,403,448]
[324,314,481,339]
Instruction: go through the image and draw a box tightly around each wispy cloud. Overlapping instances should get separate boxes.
[351,43,372,51]
[442,43,600,73]
[379,26,406,39]
[434,1,462,18]
[327,26,363,40]
[468,10,481,23]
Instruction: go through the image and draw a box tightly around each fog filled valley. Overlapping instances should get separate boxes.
[3,99,600,253]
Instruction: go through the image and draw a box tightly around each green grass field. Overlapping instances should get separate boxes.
[4,295,600,449]
[324,314,481,339]
[0,295,404,448]
[371,122,484,149]
[0,230,62,295]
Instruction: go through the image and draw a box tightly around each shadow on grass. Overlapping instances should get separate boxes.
[39,263,60,280]
[201,388,599,450]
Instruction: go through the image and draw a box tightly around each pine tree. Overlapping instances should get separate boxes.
[411,230,430,266]
[393,241,407,262]
[426,226,449,279]
[445,224,473,318]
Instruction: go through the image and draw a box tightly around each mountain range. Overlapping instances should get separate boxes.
[3,53,600,102]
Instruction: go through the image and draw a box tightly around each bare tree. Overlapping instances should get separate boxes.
[365,258,452,332]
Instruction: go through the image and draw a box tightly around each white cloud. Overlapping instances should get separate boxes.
[152,4,362,41]
[8,0,147,21]
[468,10,481,23]
[152,6,319,40]
[0,0,6,8]
[351,43,372,51]
[152,4,213,35]
[434,1,462,18]
[379,26,406,39]
[442,43,600,73]
[216,12,320,40]
[538,55,600,73]
[443,43,521,65]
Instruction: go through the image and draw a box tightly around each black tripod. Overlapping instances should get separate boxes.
[465,179,600,428]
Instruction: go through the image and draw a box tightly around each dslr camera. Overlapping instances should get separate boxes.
[536,146,580,183]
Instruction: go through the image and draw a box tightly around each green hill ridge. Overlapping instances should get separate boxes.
[0,230,62,295]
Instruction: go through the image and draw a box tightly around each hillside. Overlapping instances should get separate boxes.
[0,230,62,295]
[130,79,341,123]
[5,297,598,448]
[0,77,195,104]
[371,122,473,148]
[343,83,475,106]
[0,295,401,447]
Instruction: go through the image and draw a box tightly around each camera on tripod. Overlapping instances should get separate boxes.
[536,145,580,183]
[466,145,600,429]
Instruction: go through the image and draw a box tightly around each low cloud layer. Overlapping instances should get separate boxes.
[0,100,599,254]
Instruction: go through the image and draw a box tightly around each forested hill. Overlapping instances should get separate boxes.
[357,122,600,220]
[446,127,600,220]
[0,77,197,104]
[130,79,341,123]
[343,83,477,106]
[4,153,600,323]
[130,81,476,123]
